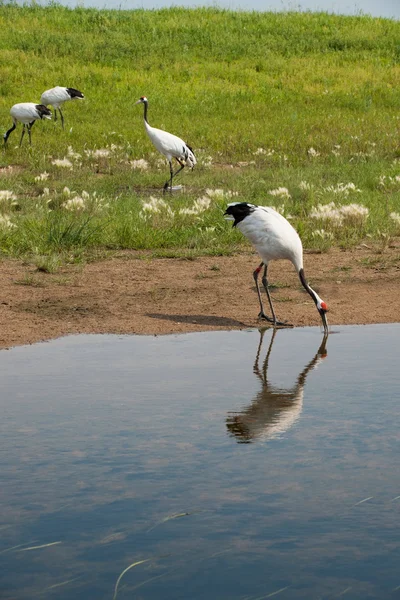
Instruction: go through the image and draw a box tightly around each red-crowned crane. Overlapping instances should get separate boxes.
[4,103,52,147]
[40,87,84,129]
[135,96,196,192]
[224,202,329,332]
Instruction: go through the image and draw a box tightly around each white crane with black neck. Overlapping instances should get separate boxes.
[224,202,329,332]
[135,96,196,192]
[40,86,84,129]
[4,103,52,147]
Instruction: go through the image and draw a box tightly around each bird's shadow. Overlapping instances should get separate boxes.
[146,313,247,328]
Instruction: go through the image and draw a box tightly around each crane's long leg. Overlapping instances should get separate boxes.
[261,264,292,327]
[254,262,274,323]
[19,125,26,147]
[254,263,291,327]
[59,108,64,130]
[163,161,174,192]
[54,109,57,122]
[163,158,185,192]
[4,123,16,146]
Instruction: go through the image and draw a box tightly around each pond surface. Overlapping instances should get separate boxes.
[0,325,399,599]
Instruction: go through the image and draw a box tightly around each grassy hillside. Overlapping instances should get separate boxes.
[0,3,400,266]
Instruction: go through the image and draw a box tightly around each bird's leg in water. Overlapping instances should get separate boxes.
[260,264,292,327]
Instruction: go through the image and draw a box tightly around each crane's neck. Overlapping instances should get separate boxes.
[299,268,321,308]
[142,100,149,125]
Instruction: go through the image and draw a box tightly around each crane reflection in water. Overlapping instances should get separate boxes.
[226,329,328,443]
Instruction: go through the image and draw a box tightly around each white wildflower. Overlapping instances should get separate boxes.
[299,181,313,191]
[0,215,17,230]
[310,202,343,224]
[378,174,400,188]
[141,196,168,213]
[390,212,400,225]
[325,182,361,196]
[130,159,149,171]
[63,187,72,196]
[205,189,238,200]
[268,187,291,200]
[238,161,256,167]
[312,229,334,240]
[205,189,225,199]
[34,172,49,182]
[179,196,211,216]
[52,158,73,169]
[63,196,86,211]
[67,146,82,161]
[254,148,267,155]
[0,190,17,202]
[310,202,368,225]
[308,147,320,157]
[41,187,50,197]
[85,148,111,158]
[340,204,369,220]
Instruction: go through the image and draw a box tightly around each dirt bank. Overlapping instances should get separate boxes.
[1,244,399,349]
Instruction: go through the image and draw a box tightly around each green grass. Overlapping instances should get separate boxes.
[1,3,400,267]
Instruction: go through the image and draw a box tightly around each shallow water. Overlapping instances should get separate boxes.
[0,324,399,599]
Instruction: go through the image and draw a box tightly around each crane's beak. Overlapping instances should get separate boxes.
[320,310,329,334]
[135,99,143,105]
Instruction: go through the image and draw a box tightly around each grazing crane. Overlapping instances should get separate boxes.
[135,96,196,192]
[4,103,52,147]
[226,328,328,443]
[40,87,84,129]
[224,202,329,332]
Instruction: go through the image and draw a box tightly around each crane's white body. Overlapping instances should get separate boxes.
[144,121,196,167]
[40,87,81,109]
[10,103,51,125]
[232,205,303,272]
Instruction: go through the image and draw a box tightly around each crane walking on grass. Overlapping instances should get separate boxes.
[40,87,84,129]
[135,96,196,192]
[4,103,52,147]
[224,202,329,333]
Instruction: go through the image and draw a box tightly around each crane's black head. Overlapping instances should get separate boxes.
[35,105,52,119]
[224,202,256,227]
[67,88,84,100]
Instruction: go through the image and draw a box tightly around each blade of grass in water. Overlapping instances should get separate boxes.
[147,510,201,532]
[0,541,38,555]
[17,541,62,552]
[112,558,153,600]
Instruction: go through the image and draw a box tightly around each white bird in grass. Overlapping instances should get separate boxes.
[224,202,329,332]
[135,96,196,192]
[4,103,52,147]
[40,86,84,129]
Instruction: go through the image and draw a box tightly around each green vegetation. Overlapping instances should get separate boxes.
[1,3,400,266]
